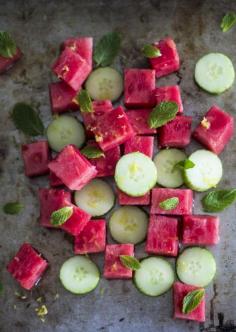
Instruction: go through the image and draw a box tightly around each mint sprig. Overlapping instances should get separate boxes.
[159,197,179,210]
[148,102,178,129]
[93,31,121,67]
[50,206,73,226]
[202,189,236,212]
[0,31,17,58]
[3,202,24,215]
[182,289,205,314]
[120,255,141,271]
[221,13,236,32]
[173,159,195,172]
[77,89,93,113]
[81,146,105,159]
[142,44,161,58]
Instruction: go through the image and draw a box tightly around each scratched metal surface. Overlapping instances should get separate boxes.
[0,0,236,331]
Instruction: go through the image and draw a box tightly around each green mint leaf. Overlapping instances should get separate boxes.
[182,289,205,314]
[3,202,24,215]
[77,89,93,113]
[0,31,17,58]
[202,189,236,213]
[93,31,121,67]
[120,255,141,271]
[221,13,236,32]
[50,206,73,226]
[81,146,105,159]
[148,102,178,129]
[0,281,3,295]
[11,103,44,136]
[142,44,161,58]
[173,159,195,172]
[159,197,179,210]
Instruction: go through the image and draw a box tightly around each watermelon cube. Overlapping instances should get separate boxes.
[104,244,134,279]
[182,215,219,245]
[52,47,91,91]
[193,105,234,154]
[49,170,64,187]
[124,69,155,108]
[124,135,154,158]
[159,116,192,148]
[7,243,48,290]
[117,189,150,206]
[151,188,193,215]
[0,48,22,74]
[173,282,205,322]
[149,37,180,78]
[48,145,97,190]
[154,86,183,113]
[21,141,50,177]
[126,109,156,135]
[74,219,106,254]
[49,81,79,114]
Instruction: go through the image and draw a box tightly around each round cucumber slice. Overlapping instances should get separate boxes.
[184,149,223,192]
[154,149,186,188]
[134,257,175,297]
[47,115,85,152]
[115,152,157,197]
[60,256,100,294]
[85,67,123,101]
[195,53,235,94]
[109,206,148,244]
[74,179,115,217]
[176,247,216,287]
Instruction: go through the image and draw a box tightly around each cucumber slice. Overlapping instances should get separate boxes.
[109,206,148,244]
[74,179,115,217]
[176,247,216,287]
[85,67,123,101]
[154,149,186,188]
[134,257,175,296]
[184,149,223,192]
[115,152,157,197]
[195,53,235,94]
[47,115,85,152]
[60,256,100,294]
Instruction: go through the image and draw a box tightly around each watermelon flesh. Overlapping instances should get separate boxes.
[173,282,205,322]
[74,219,106,254]
[159,115,192,148]
[193,105,234,154]
[7,243,48,290]
[124,135,154,158]
[126,109,156,135]
[145,215,179,257]
[117,189,150,206]
[104,244,134,279]
[149,37,180,78]
[0,48,22,74]
[182,215,219,245]
[21,141,50,177]
[151,188,193,215]
[48,145,97,190]
[124,69,156,108]
[49,170,64,187]
[154,86,183,113]
[49,81,79,114]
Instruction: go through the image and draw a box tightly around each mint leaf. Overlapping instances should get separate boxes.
[221,13,236,32]
[3,202,24,215]
[120,255,141,271]
[12,103,44,136]
[173,159,195,172]
[202,189,236,212]
[50,206,73,226]
[77,89,93,113]
[93,32,121,67]
[81,146,105,159]
[159,197,179,210]
[148,102,178,129]
[142,44,161,58]
[182,289,205,314]
[0,31,17,58]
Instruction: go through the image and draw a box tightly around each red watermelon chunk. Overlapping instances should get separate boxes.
[49,81,79,114]
[7,243,48,290]
[49,170,64,187]
[151,188,193,215]
[154,86,183,113]
[117,189,150,206]
[74,219,106,254]
[0,48,22,74]
[104,244,134,279]
[126,109,156,134]
[21,141,50,177]
[182,215,219,245]
[145,215,179,257]
[193,105,234,154]
[173,282,205,322]
[48,145,97,190]
[149,37,180,78]
[124,69,155,108]
[159,115,192,148]
[124,135,154,158]
[52,47,91,91]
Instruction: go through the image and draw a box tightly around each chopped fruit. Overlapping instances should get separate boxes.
[0,48,22,74]
[154,86,183,113]
[124,135,154,158]
[49,170,63,187]
[49,81,79,114]
[126,109,156,134]
[117,189,150,205]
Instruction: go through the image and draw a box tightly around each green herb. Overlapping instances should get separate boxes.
[93,31,121,67]
[173,159,195,172]
[81,146,105,159]
[142,44,161,58]
[182,289,205,314]
[3,202,24,215]
[77,89,93,113]
[148,102,178,129]
[11,103,44,136]
[50,206,73,226]
[120,255,141,271]
[202,189,236,212]
[159,197,179,210]
[221,13,236,32]
[0,31,17,58]
[0,281,3,295]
